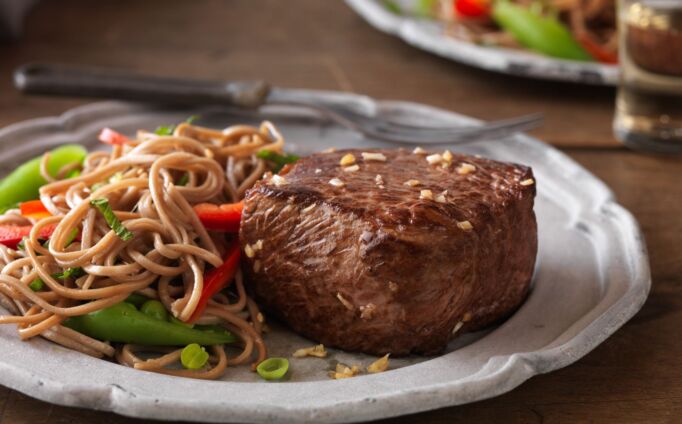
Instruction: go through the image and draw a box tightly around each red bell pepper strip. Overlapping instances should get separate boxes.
[20,200,51,220]
[0,224,57,249]
[189,241,241,323]
[576,34,618,64]
[193,202,243,233]
[98,128,131,146]
[454,0,490,18]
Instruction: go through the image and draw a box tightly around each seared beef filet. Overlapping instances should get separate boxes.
[240,148,537,356]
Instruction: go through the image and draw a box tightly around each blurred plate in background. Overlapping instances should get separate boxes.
[346,0,619,85]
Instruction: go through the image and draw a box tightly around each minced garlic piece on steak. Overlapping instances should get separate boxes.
[244,243,255,258]
[451,321,464,335]
[457,163,476,175]
[367,354,390,373]
[457,220,473,231]
[292,344,328,358]
[361,152,387,162]
[336,293,354,310]
[329,178,345,188]
[520,178,535,186]
[270,175,288,186]
[359,303,376,320]
[426,153,442,165]
[442,150,453,164]
[339,153,356,166]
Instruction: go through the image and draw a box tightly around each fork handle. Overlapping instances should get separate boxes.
[13,63,271,109]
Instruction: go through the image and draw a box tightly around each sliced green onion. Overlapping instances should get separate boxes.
[256,357,289,381]
[16,237,27,251]
[256,150,300,173]
[66,169,81,179]
[140,300,169,321]
[29,278,44,291]
[154,125,175,136]
[155,115,201,136]
[181,343,209,370]
[93,172,124,192]
[177,173,190,186]
[54,267,85,280]
[90,198,134,241]
[63,228,79,247]
[30,267,84,291]
[383,0,402,14]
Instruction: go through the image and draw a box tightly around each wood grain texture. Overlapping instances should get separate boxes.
[0,1,679,423]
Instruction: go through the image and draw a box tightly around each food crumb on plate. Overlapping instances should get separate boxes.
[367,354,390,374]
[292,344,328,358]
[329,363,361,379]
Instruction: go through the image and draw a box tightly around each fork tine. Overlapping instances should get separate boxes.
[266,100,543,144]
[326,107,543,143]
[360,117,543,145]
[334,106,543,135]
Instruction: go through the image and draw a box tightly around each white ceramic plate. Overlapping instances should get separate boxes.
[0,91,649,423]
[345,0,619,85]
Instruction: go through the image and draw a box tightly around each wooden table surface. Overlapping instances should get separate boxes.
[0,1,679,423]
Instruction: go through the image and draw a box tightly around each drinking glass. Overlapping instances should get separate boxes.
[614,0,682,153]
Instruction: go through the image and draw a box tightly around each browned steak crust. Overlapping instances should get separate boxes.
[240,148,537,356]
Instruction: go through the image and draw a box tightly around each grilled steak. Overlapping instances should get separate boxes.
[240,148,537,356]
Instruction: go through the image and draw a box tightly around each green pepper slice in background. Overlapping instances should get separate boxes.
[492,1,592,61]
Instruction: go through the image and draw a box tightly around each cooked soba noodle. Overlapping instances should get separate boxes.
[0,121,284,379]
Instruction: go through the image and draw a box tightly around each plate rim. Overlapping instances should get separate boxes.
[0,95,650,423]
[344,0,620,86]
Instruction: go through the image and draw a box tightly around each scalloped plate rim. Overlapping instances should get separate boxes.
[0,95,649,423]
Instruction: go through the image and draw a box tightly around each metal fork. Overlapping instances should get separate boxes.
[14,63,542,144]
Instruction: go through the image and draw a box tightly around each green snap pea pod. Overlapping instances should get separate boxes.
[140,300,169,321]
[63,302,237,346]
[492,1,592,61]
[0,144,87,212]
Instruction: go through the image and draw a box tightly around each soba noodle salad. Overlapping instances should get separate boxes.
[0,119,298,380]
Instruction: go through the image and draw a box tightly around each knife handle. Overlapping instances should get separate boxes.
[13,63,270,109]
